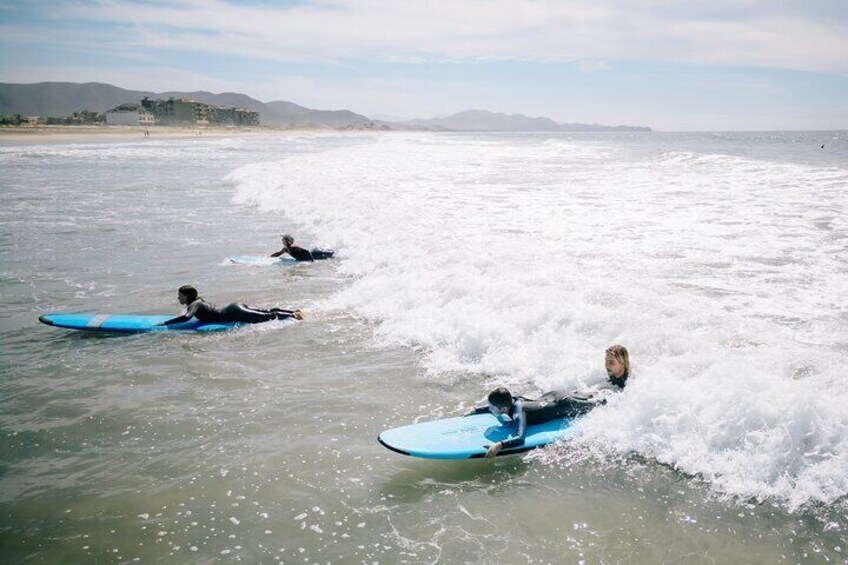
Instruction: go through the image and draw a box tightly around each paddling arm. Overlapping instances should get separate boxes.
[464,405,490,417]
[161,314,192,326]
[161,302,200,326]
[499,401,527,450]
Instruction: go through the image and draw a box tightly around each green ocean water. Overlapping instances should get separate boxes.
[1,131,846,564]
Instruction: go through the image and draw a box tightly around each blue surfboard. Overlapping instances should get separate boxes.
[378,413,580,459]
[228,255,298,266]
[228,249,334,265]
[39,313,238,333]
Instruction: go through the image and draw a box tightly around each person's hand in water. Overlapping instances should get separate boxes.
[485,442,503,458]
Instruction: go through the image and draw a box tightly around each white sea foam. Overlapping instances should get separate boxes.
[230,132,848,508]
[0,135,317,165]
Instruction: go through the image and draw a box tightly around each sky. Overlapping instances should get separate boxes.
[1,0,847,131]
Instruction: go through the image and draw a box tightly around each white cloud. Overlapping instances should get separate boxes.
[577,60,610,73]
[2,0,846,130]
[32,0,848,74]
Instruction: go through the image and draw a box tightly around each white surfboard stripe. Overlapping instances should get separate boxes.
[86,315,110,328]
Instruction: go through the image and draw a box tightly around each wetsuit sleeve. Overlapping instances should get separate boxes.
[465,405,490,417]
[162,304,197,325]
[162,314,191,325]
[270,248,286,258]
[500,399,527,450]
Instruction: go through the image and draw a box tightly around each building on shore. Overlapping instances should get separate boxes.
[140,97,196,125]
[139,97,259,126]
[209,106,260,126]
[105,103,155,126]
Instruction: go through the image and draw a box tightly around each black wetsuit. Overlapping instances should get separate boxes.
[469,373,629,450]
[272,245,334,261]
[608,373,628,390]
[310,248,334,260]
[163,298,298,325]
[272,245,314,262]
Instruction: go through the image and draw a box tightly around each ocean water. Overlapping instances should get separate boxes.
[1,130,846,563]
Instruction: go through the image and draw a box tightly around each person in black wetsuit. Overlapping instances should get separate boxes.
[467,344,630,457]
[271,234,315,262]
[159,285,304,326]
[271,234,335,262]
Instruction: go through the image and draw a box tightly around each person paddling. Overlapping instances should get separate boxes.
[271,234,315,262]
[159,285,304,326]
[466,345,630,457]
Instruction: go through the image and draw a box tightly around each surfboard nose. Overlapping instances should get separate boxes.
[377,435,411,456]
[38,314,55,326]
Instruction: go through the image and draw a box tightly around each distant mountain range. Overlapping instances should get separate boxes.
[0,82,650,131]
[404,109,650,132]
[0,82,372,128]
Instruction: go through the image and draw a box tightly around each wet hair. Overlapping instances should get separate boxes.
[282,234,294,246]
[605,345,630,373]
[487,387,513,409]
[178,285,198,302]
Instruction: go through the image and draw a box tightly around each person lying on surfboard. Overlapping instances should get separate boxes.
[271,234,314,262]
[466,345,630,458]
[159,285,304,326]
[270,234,335,262]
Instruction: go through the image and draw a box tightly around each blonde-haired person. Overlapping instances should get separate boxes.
[604,344,630,389]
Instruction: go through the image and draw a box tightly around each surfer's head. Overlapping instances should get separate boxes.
[281,234,295,247]
[605,344,629,379]
[487,387,513,414]
[177,285,198,305]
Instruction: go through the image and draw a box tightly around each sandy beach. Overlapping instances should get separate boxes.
[0,124,308,142]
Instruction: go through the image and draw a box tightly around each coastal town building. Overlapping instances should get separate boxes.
[105,103,155,126]
[141,97,196,124]
[209,106,260,126]
[8,98,261,128]
[139,97,259,126]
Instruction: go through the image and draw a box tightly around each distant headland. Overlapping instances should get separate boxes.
[0,81,651,132]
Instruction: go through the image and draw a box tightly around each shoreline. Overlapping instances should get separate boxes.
[0,124,352,142]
